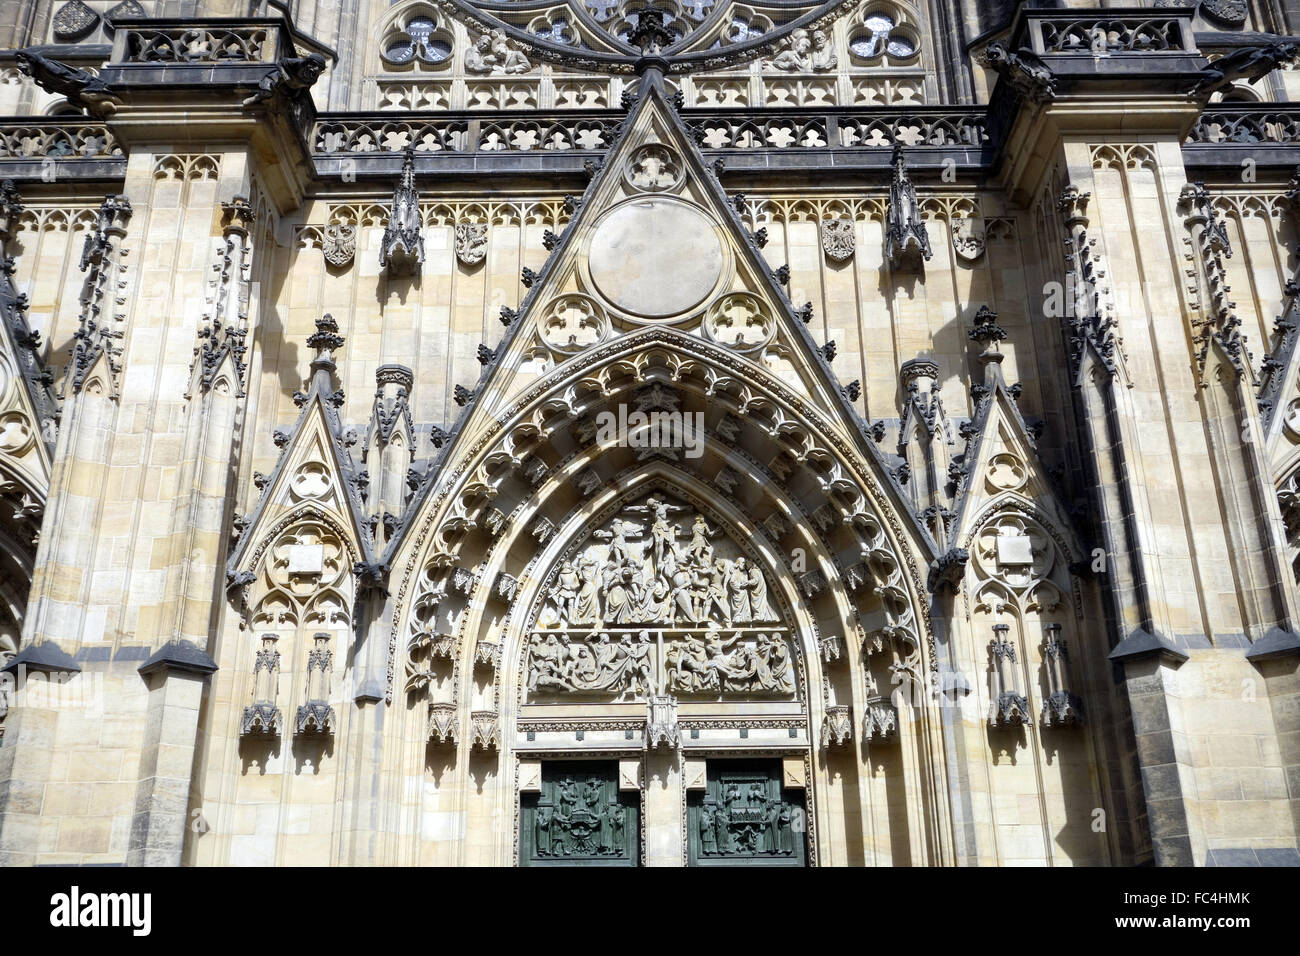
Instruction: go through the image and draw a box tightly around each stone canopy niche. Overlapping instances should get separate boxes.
[523,492,798,703]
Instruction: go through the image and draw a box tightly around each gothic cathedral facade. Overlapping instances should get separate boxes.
[0,0,1298,867]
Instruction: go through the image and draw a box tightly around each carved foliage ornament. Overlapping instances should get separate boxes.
[702,292,774,352]
[539,293,609,354]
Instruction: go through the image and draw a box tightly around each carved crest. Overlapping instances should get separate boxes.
[951,216,986,262]
[1199,0,1247,25]
[322,224,356,267]
[105,0,146,20]
[454,222,487,266]
[52,0,99,42]
[820,218,855,262]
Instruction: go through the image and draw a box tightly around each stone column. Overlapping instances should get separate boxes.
[644,748,683,866]
[127,641,217,866]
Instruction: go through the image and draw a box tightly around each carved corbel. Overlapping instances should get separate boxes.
[820,705,853,749]
[1040,623,1083,727]
[818,634,845,663]
[427,702,459,745]
[646,694,680,749]
[864,696,899,741]
[470,711,501,751]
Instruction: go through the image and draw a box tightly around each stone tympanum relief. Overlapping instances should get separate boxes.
[524,493,795,702]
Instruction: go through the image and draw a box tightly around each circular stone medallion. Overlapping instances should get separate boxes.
[587,199,723,320]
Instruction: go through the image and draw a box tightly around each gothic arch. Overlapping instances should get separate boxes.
[389,325,936,683]
[384,323,949,864]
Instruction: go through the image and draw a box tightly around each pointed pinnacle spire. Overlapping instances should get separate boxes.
[968,305,1007,383]
[307,313,345,392]
[380,146,424,277]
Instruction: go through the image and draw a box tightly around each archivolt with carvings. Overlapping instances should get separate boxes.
[386,326,934,709]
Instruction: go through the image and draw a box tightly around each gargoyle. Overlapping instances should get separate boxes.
[225,568,257,594]
[1190,40,1300,97]
[15,49,120,113]
[242,52,327,107]
[980,41,1057,103]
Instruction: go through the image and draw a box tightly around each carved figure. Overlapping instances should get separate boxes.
[980,41,1056,103]
[15,49,120,112]
[771,28,837,72]
[466,29,531,75]
[1190,41,1300,97]
[242,52,326,107]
